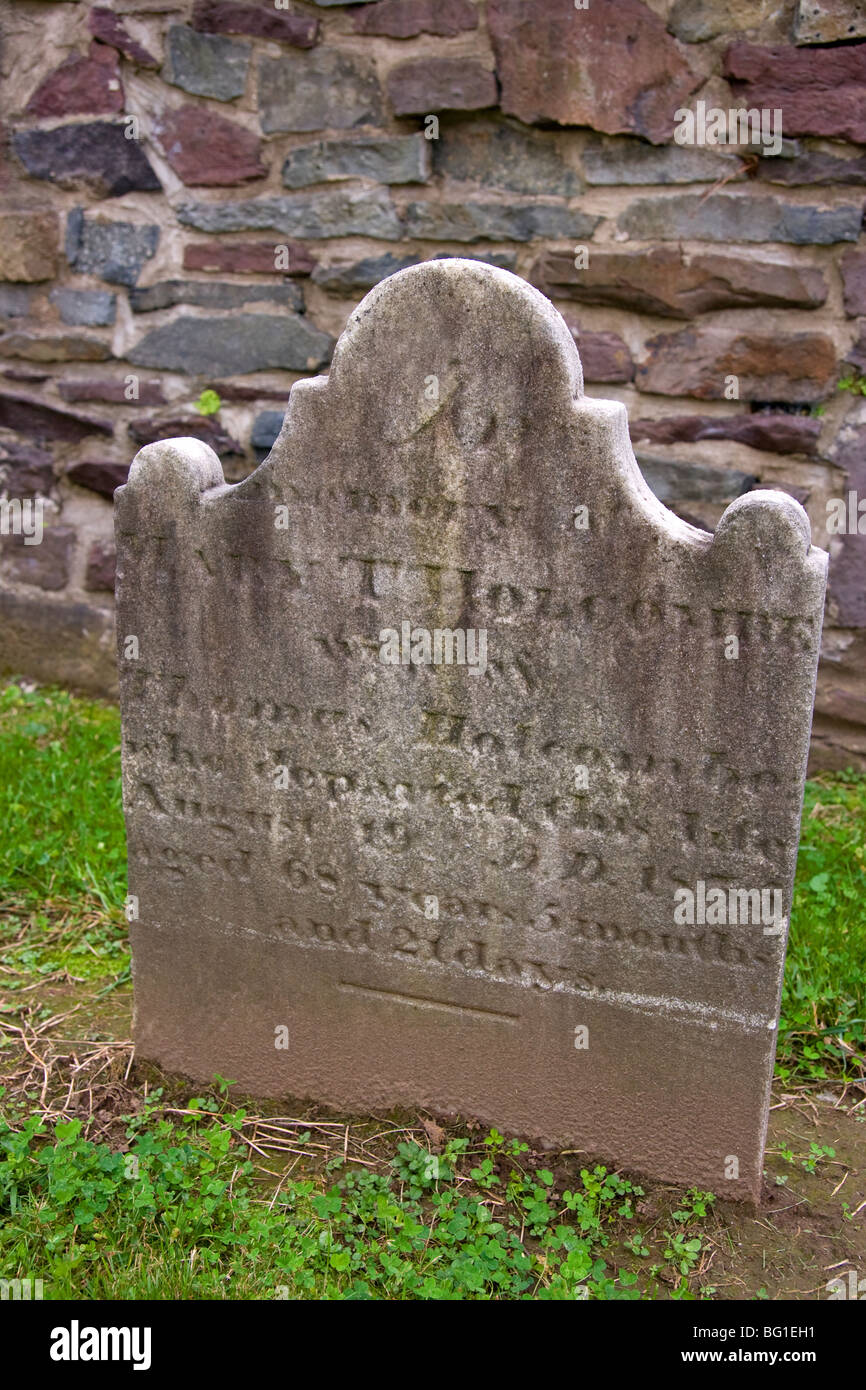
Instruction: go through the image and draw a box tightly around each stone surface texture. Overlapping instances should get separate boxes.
[65,213,160,286]
[154,106,266,186]
[128,313,333,375]
[489,0,700,143]
[89,7,159,66]
[793,0,866,44]
[258,51,383,132]
[386,58,497,114]
[192,0,319,46]
[281,136,429,188]
[533,248,828,318]
[723,41,866,143]
[116,261,827,1198]
[13,123,162,199]
[353,0,478,37]
[163,26,251,101]
[0,443,55,498]
[84,539,117,592]
[67,460,132,496]
[637,328,838,402]
[0,213,59,281]
[25,43,125,119]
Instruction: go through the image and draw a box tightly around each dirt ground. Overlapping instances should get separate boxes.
[709,1100,865,1299]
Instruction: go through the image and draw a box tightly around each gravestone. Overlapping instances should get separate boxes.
[115,260,827,1202]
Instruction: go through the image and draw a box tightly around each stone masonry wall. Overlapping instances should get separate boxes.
[0,0,865,770]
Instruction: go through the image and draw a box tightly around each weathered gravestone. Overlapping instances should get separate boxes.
[115,260,827,1202]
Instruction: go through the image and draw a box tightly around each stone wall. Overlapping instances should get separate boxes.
[0,0,864,770]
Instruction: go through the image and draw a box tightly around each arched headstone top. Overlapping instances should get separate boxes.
[120,259,825,602]
[325,255,584,418]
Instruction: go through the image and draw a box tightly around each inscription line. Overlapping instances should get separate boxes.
[567,986,775,1033]
[337,982,520,1024]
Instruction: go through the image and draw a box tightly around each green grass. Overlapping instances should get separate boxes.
[782,773,866,1083]
[0,682,128,1001]
[0,682,125,909]
[0,679,863,1300]
[0,1100,660,1300]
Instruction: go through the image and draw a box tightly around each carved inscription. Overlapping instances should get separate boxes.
[116,259,827,1199]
